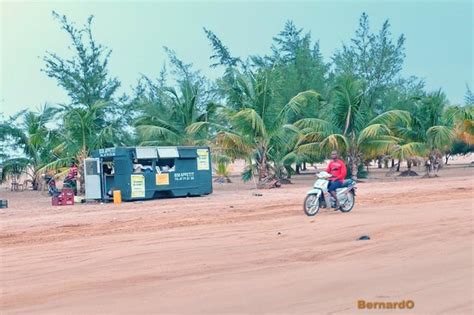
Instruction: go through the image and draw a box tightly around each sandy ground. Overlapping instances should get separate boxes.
[0,163,473,314]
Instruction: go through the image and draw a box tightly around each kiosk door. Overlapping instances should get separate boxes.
[85,158,102,199]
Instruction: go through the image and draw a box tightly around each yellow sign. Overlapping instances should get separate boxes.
[197,149,210,170]
[156,173,169,185]
[130,174,145,198]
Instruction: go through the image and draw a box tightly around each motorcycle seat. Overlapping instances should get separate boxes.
[341,179,355,188]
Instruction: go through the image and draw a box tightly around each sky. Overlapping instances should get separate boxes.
[1,0,472,117]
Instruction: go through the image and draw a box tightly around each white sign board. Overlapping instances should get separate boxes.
[157,147,179,158]
[136,147,158,159]
[197,149,210,170]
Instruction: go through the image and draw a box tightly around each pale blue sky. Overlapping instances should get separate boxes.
[1,0,472,116]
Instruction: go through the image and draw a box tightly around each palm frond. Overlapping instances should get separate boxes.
[360,137,400,158]
[293,118,333,134]
[296,142,323,155]
[216,131,250,158]
[283,90,321,116]
[296,131,325,146]
[369,110,411,127]
[136,125,179,139]
[426,125,455,149]
[320,134,348,151]
[391,142,427,160]
[232,108,267,137]
[0,158,30,182]
[186,121,227,135]
[358,124,392,145]
[36,158,71,175]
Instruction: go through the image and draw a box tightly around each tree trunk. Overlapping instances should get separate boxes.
[258,148,267,182]
[407,159,412,172]
[391,159,395,168]
[32,178,39,191]
[77,148,88,195]
[78,160,85,194]
[295,164,301,174]
[396,160,401,172]
[351,159,358,180]
[377,157,382,168]
[302,162,307,171]
[445,154,450,165]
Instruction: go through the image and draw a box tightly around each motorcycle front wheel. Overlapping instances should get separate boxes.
[304,194,320,216]
[339,191,355,212]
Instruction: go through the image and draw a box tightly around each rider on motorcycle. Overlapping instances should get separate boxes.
[326,150,347,209]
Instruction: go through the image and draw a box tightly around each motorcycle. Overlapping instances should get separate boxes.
[303,171,356,216]
[43,175,61,197]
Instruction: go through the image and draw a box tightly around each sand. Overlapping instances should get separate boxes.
[1,163,473,314]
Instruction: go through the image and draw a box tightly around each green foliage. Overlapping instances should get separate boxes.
[42,12,130,161]
[465,85,474,105]
[134,49,215,146]
[0,158,30,183]
[346,163,368,179]
[204,28,241,68]
[43,12,120,107]
[4,12,469,191]
[0,105,61,186]
[333,12,406,112]
[293,75,414,179]
[448,140,474,156]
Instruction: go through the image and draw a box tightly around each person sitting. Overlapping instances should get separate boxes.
[326,150,347,210]
[133,163,143,173]
[64,162,78,195]
[103,163,113,175]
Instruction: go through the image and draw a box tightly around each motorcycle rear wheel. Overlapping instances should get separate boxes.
[304,194,320,216]
[339,191,355,212]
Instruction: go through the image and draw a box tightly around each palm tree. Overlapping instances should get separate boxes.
[446,105,474,145]
[134,78,215,146]
[134,48,216,147]
[192,69,280,183]
[188,68,318,185]
[294,76,412,179]
[396,91,455,175]
[40,101,128,193]
[0,105,60,189]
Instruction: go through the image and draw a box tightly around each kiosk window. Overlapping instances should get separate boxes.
[133,159,154,173]
[103,161,115,175]
[85,160,99,175]
[157,159,175,173]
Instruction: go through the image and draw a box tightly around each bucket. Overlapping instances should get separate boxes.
[113,190,122,204]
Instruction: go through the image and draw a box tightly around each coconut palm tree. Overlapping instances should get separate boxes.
[191,69,283,183]
[396,91,455,175]
[445,105,474,145]
[0,105,60,189]
[40,101,128,193]
[133,48,217,147]
[188,68,318,185]
[134,78,216,146]
[293,75,412,179]
[355,90,456,176]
